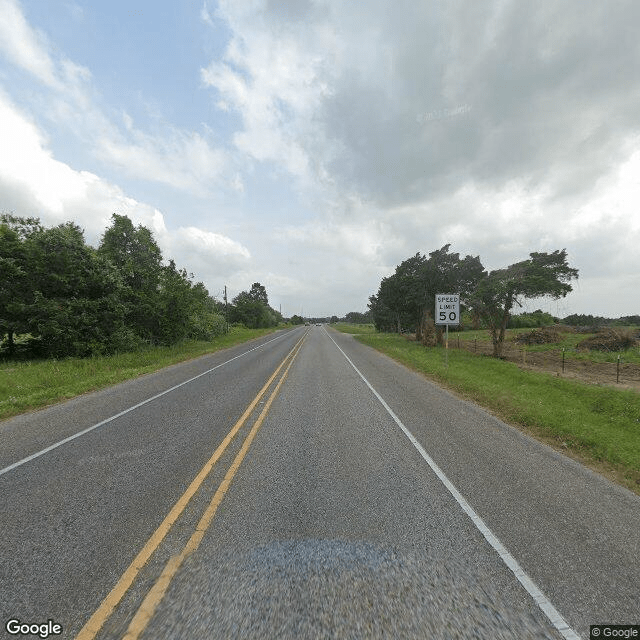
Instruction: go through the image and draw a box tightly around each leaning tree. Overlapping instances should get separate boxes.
[469,249,578,357]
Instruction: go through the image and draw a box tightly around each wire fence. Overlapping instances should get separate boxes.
[446,335,640,388]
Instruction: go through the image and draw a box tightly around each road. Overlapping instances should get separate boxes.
[0,326,638,639]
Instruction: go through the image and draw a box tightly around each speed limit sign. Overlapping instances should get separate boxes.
[435,294,460,325]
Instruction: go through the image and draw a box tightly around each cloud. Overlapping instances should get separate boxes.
[206,1,640,207]
[201,2,337,182]
[97,123,227,196]
[199,0,640,316]
[0,0,60,88]
[0,91,162,241]
[0,93,249,291]
[170,226,251,280]
[0,0,230,197]
[0,91,91,219]
[2,0,639,317]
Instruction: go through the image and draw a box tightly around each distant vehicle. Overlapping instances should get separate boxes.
[316,323,321,326]
[304,322,310,326]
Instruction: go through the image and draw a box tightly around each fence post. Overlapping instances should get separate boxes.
[562,347,565,374]
[617,355,620,383]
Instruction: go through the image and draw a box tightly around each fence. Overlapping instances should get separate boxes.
[445,335,640,388]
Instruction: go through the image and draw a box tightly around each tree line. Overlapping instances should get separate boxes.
[0,213,279,359]
[368,244,579,357]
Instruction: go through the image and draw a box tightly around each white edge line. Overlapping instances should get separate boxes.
[326,329,582,640]
[0,330,296,477]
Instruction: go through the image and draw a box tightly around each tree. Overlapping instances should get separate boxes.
[25,222,127,357]
[0,215,41,355]
[248,282,269,306]
[412,246,484,343]
[187,283,226,340]
[344,311,371,323]
[369,273,406,332]
[229,284,277,329]
[98,214,163,342]
[368,245,484,342]
[469,250,578,357]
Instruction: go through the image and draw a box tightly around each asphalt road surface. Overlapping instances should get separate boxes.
[1,326,638,639]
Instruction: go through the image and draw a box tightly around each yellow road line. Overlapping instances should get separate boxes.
[75,332,306,640]
[122,335,305,640]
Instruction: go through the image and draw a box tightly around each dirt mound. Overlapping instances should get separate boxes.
[577,329,638,352]
[513,327,562,345]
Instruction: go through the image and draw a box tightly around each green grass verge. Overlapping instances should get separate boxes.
[337,328,640,492]
[332,323,376,335]
[0,326,280,420]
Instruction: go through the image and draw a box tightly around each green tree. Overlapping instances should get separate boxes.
[470,250,578,357]
[344,311,371,323]
[416,246,484,344]
[25,222,127,357]
[187,283,226,340]
[0,214,41,355]
[98,214,163,342]
[368,245,484,341]
[369,273,406,332]
[154,259,194,344]
[248,282,269,306]
[230,283,277,329]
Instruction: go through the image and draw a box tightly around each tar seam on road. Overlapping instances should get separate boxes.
[74,331,307,640]
[121,333,307,640]
[325,328,582,640]
[0,330,294,478]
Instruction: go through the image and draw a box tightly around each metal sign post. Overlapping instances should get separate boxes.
[435,294,460,369]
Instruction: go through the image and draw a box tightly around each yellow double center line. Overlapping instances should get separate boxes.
[76,332,307,640]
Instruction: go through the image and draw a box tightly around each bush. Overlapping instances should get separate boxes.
[507,310,556,328]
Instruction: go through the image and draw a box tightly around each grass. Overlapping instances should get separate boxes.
[0,326,280,420]
[332,322,376,335]
[453,326,640,364]
[335,325,640,493]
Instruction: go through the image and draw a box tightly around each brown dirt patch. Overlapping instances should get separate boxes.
[513,327,562,345]
[577,328,638,352]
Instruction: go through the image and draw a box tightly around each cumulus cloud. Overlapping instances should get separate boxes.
[97,124,227,196]
[2,0,639,317]
[0,92,250,293]
[169,226,251,282]
[206,0,640,208]
[0,0,230,196]
[201,0,640,315]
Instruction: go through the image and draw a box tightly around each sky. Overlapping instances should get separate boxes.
[0,0,639,319]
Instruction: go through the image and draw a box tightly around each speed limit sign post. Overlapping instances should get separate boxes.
[435,294,460,368]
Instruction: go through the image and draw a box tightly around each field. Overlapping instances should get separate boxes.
[334,323,640,494]
[449,326,640,391]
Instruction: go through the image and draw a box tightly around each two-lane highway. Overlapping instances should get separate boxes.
[0,327,306,638]
[1,325,638,638]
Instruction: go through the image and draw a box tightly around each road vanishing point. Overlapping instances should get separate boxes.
[1,326,638,639]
